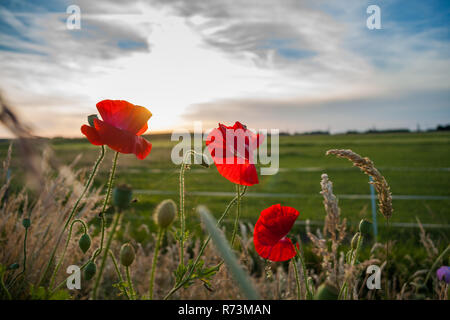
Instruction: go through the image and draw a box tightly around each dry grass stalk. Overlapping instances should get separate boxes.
[0,148,103,298]
[0,94,42,189]
[307,174,347,288]
[416,217,438,260]
[326,149,393,219]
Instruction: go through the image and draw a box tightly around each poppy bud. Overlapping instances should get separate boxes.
[112,184,133,211]
[22,218,31,229]
[154,199,177,229]
[7,263,19,270]
[120,243,135,267]
[87,114,98,127]
[314,283,339,300]
[84,261,97,280]
[351,232,361,250]
[78,234,91,254]
[359,219,372,236]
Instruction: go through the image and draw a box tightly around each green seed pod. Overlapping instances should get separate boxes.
[120,243,135,267]
[154,199,177,229]
[7,263,19,270]
[314,283,339,300]
[84,261,97,281]
[112,184,133,211]
[22,218,31,229]
[359,219,372,236]
[88,114,98,127]
[351,232,361,250]
[78,234,91,254]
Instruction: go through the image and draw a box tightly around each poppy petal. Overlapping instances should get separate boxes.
[206,123,262,186]
[253,204,299,262]
[254,236,297,262]
[81,125,103,146]
[215,163,259,186]
[255,205,299,243]
[96,100,151,135]
[94,119,152,160]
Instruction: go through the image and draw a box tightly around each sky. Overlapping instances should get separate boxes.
[0,0,449,137]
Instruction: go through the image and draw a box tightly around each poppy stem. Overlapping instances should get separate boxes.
[91,151,120,299]
[92,210,122,299]
[179,151,190,267]
[49,259,90,297]
[108,249,130,300]
[39,145,105,287]
[149,227,164,300]
[292,259,302,299]
[178,150,209,267]
[125,266,135,300]
[230,184,242,248]
[164,186,247,300]
[49,219,88,289]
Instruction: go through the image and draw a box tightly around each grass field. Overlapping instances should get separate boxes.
[1,130,449,300]
[1,131,449,237]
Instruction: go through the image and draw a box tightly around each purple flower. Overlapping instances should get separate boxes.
[436,266,450,284]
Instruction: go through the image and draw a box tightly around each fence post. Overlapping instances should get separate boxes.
[369,176,378,240]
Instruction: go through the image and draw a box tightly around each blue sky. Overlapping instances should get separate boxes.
[0,0,449,136]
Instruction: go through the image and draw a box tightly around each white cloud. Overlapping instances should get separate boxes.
[0,0,448,137]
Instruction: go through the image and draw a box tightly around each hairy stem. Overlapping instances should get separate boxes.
[164,186,247,300]
[149,228,164,300]
[49,219,87,289]
[230,184,241,248]
[179,151,190,266]
[92,210,122,299]
[108,250,130,300]
[178,150,208,267]
[125,266,135,300]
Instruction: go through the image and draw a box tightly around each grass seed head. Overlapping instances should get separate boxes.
[326,149,393,220]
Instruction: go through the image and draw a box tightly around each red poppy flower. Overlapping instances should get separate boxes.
[81,100,152,160]
[205,121,263,186]
[253,204,299,262]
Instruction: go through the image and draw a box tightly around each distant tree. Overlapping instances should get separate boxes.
[436,124,450,131]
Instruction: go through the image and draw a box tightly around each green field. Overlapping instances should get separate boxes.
[2,131,449,238]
